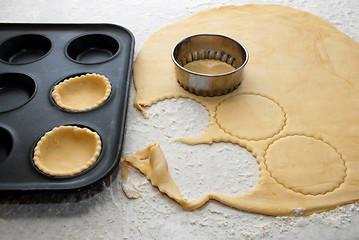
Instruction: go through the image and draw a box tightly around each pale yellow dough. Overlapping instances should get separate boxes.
[184,59,235,75]
[123,4,359,216]
[33,126,102,177]
[52,73,111,111]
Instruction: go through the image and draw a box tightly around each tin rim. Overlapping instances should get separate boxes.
[171,33,249,77]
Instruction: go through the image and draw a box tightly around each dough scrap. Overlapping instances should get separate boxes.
[52,73,111,111]
[124,4,359,216]
[33,125,102,177]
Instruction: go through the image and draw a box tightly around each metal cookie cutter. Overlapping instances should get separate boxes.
[172,34,248,97]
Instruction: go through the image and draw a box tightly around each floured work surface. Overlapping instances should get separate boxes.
[123,4,359,216]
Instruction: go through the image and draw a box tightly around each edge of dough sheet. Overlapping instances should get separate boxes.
[127,4,359,216]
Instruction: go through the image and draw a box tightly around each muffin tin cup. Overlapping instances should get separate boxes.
[66,33,120,64]
[0,23,134,191]
[30,124,104,180]
[0,34,52,64]
[0,72,37,112]
[0,126,13,166]
[49,72,113,113]
[51,73,112,112]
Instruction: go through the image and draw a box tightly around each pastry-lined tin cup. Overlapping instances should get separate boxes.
[172,34,248,97]
[0,23,134,191]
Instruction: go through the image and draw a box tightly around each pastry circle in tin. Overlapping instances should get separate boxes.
[33,125,102,177]
[52,73,112,111]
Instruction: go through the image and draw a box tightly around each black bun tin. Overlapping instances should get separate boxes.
[0,23,134,190]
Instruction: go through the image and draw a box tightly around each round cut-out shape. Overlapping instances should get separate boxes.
[265,135,346,195]
[66,34,119,64]
[0,127,13,165]
[33,125,102,177]
[0,34,51,64]
[52,73,112,111]
[0,73,36,112]
[215,94,285,140]
[184,59,236,75]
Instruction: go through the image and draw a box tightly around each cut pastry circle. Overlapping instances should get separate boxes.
[265,135,346,195]
[184,59,236,75]
[215,94,285,140]
[33,125,102,177]
[52,73,111,111]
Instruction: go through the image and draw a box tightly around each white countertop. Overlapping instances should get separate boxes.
[0,0,359,239]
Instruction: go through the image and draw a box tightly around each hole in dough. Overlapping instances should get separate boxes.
[124,98,209,152]
[167,142,259,200]
[123,97,258,200]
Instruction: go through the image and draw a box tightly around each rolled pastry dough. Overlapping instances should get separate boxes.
[123,4,359,216]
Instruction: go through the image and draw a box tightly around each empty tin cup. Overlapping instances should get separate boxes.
[172,34,248,97]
